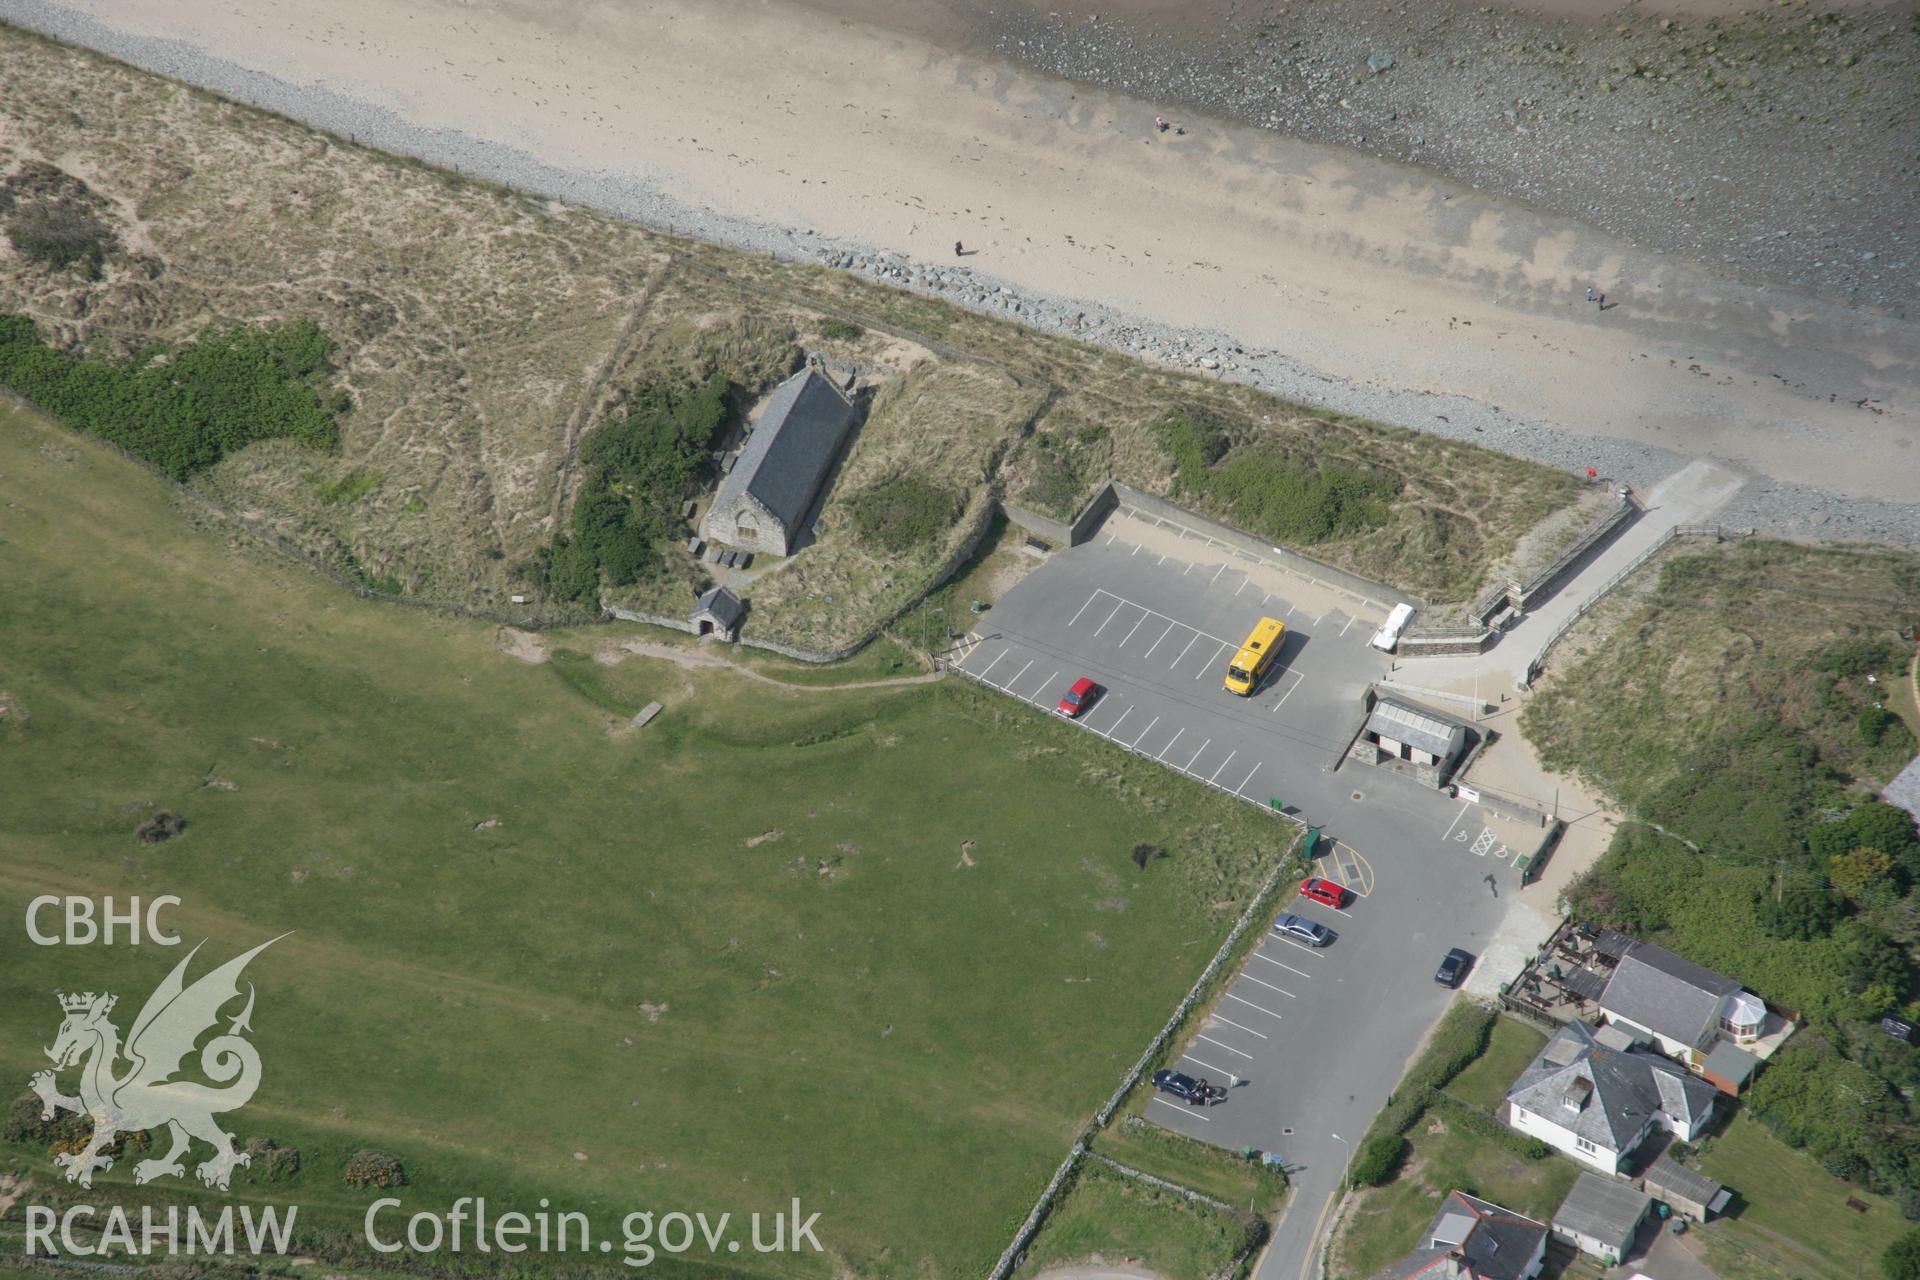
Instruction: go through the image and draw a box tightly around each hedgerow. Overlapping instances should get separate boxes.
[0,313,342,478]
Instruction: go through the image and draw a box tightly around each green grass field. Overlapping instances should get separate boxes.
[1010,1162,1260,1280]
[0,400,1290,1277]
[1696,1113,1911,1280]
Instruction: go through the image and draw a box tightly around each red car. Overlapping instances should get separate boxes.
[1298,877,1346,909]
[1057,676,1100,718]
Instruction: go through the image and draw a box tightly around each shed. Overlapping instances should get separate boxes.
[690,587,746,642]
[1552,1173,1652,1263]
[1701,1039,1760,1095]
[1643,1155,1728,1222]
[1358,694,1470,785]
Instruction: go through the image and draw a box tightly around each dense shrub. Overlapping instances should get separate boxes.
[1885,1228,1920,1280]
[1637,724,1836,864]
[582,375,729,507]
[7,199,116,277]
[820,319,863,341]
[1157,409,1398,545]
[343,1150,407,1189]
[244,1136,301,1181]
[1862,705,1902,747]
[849,475,963,553]
[4,1094,52,1144]
[1901,1189,1920,1222]
[550,374,732,601]
[0,313,342,479]
[1348,1133,1407,1187]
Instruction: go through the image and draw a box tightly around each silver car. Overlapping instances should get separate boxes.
[1272,911,1332,947]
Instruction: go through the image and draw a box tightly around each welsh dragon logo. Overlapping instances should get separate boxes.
[30,936,284,1191]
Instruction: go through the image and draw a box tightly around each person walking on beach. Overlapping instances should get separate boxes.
[954,240,964,258]
[1585,287,1593,303]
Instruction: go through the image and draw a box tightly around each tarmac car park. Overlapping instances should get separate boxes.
[951,507,1522,1202]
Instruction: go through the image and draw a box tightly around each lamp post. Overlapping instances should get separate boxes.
[1330,1132,1352,1189]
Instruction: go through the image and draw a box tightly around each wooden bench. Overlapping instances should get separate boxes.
[1848,1197,1870,1214]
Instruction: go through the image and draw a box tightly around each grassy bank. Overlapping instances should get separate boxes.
[1010,1162,1261,1280]
[0,398,1288,1277]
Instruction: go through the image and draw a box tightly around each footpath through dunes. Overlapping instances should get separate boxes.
[5,0,1916,543]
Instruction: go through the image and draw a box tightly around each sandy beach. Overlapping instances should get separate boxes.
[4,0,1917,528]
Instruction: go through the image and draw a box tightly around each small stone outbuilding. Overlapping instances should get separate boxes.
[1642,1155,1728,1222]
[690,586,745,642]
[702,363,859,557]
[1350,693,1470,787]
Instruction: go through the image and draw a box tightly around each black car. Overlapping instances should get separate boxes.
[1151,1068,1223,1106]
[1435,947,1474,987]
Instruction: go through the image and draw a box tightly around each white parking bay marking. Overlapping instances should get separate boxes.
[1150,1096,1210,1122]
[1093,600,1126,635]
[1004,659,1034,690]
[1340,613,1359,637]
[1273,672,1304,710]
[1129,716,1161,748]
[1196,1034,1254,1058]
[1225,992,1284,1020]
[1442,800,1474,843]
[1067,590,1105,627]
[1196,641,1227,678]
[1182,1053,1233,1078]
[1208,1013,1269,1040]
[1240,974,1294,999]
[977,649,1007,678]
[1156,727,1185,761]
[1172,635,1200,668]
[1103,706,1133,739]
[1143,622,1177,658]
[1235,763,1261,796]
[1254,952,1313,979]
[1207,750,1238,784]
[1184,739,1212,770]
[1032,671,1061,703]
[1273,937,1327,957]
[1209,564,1227,585]
[1121,612,1149,646]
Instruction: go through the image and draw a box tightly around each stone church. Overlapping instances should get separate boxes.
[702,362,859,557]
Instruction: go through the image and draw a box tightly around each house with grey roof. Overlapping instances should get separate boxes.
[1505,1021,1718,1175]
[1372,1190,1548,1280]
[703,363,859,557]
[1552,1173,1652,1263]
[1598,940,1769,1061]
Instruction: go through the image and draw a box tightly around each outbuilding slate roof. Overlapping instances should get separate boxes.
[1374,1191,1547,1280]
[692,586,745,630]
[1643,1155,1723,1208]
[1600,941,1741,1049]
[1553,1173,1651,1244]
[1702,1039,1760,1089]
[1507,1021,1718,1156]
[712,367,856,533]
[1366,697,1468,759]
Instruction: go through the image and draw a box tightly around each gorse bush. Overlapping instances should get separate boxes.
[0,314,342,479]
[850,475,963,553]
[1157,410,1397,544]
[547,374,732,604]
[342,1150,407,1190]
[7,199,116,277]
[1348,1133,1406,1187]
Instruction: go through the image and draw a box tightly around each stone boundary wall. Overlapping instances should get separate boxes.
[974,732,1303,1280]
[1521,524,1755,688]
[1510,494,1637,611]
[1397,629,1493,657]
[1107,482,1420,612]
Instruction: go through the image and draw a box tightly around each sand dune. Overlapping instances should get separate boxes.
[13,0,1920,516]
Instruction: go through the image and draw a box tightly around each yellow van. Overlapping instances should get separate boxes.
[1224,617,1286,696]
